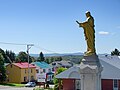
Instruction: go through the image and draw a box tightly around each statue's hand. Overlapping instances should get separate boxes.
[76,21,79,24]
[79,23,82,27]
[76,21,83,27]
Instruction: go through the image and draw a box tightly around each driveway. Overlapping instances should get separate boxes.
[0,85,34,90]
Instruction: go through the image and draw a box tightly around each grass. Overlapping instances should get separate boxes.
[0,83,25,87]
[33,88,53,90]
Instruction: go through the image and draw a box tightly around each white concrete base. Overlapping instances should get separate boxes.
[79,54,103,90]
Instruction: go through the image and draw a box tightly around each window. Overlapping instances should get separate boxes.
[36,69,39,73]
[48,69,51,72]
[40,69,43,74]
[75,80,81,90]
[43,69,46,73]
[24,76,27,82]
[25,69,27,74]
[52,68,54,71]
[113,79,118,88]
[7,79,9,82]
[47,75,50,81]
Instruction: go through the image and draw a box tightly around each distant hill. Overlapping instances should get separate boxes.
[30,52,83,57]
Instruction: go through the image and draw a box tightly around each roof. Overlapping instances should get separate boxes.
[98,55,120,69]
[51,61,73,67]
[101,60,120,79]
[99,55,120,79]
[56,55,120,79]
[13,62,36,68]
[56,65,81,79]
[32,62,51,69]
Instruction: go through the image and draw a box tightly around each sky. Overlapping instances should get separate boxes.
[0,0,120,54]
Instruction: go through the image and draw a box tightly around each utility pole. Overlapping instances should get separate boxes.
[27,44,34,82]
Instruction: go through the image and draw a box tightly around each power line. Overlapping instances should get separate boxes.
[0,42,28,46]
[0,41,59,54]
[34,45,60,54]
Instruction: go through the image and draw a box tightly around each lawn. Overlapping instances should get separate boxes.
[33,88,53,90]
[0,83,25,87]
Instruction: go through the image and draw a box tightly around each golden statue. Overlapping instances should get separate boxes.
[76,11,96,56]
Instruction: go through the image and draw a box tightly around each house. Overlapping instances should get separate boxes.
[6,62,36,84]
[51,61,74,68]
[51,61,74,73]
[32,62,54,83]
[56,55,120,90]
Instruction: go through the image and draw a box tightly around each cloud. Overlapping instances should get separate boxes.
[98,31,109,35]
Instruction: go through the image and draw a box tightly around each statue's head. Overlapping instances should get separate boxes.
[85,11,91,17]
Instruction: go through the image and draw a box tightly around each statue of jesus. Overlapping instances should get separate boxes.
[76,11,96,56]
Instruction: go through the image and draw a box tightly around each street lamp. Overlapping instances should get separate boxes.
[27,44,34,82]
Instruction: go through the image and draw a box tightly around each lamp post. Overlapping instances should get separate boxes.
[27,44,34,82]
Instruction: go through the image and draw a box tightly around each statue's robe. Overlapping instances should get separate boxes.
[80,16,96,55]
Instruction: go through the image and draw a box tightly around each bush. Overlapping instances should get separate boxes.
[53,67,67,90]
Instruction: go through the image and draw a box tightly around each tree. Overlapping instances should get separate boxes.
[0,48,15,63]
[5,50,16,63]
[0,48,8,63]
[54,67,67,90]
[0,53,6,82]
[16,51,33,63]
[45,58,50,64]
[111,48,120,56]
[50,57,54,63]
[16,51,28,62]
[30,56,36,62]
[55,57,62,61]
[37,52,45,62]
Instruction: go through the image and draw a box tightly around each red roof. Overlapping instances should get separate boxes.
[13,62,36,68]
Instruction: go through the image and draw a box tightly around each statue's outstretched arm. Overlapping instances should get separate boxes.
[76,20,83,27]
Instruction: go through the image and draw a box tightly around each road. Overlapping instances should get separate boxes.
[0,85,34,90]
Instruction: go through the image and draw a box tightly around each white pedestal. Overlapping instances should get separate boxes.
[79,54,103,90]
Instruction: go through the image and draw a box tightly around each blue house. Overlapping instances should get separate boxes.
[32,62,54,83]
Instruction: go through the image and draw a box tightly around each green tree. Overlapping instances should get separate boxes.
[45,58,50,64]
[16,51,33,63]
[0,48,8,63]
[50,57,54,63]
[0,53,6,82]
[37,52,45,62]
[54,67,67,90]
[111,48,120,56]
[30,56,36,62]
[45,57,55,64]
[55,57,62,61]
[5,50,16,63]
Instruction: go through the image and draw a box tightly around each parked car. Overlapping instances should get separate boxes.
[25,82,36,87]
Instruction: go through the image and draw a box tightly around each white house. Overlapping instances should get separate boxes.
[32,62,54,83]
